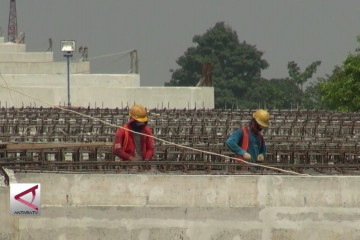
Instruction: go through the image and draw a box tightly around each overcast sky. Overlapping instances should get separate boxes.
[1,0,359,86]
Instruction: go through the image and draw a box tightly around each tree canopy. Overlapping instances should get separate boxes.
[166,21,331,110]
[320,36,360,111]
[166,22,269,108]
[287,60,321,92]
[286,60,322,109]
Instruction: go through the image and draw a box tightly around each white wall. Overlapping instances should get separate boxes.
[0,62,90,74]
[0,74,140,87]
[0,37,215,109]
[0,52,54,62]
[0,85,214,109]
[1,174,360,240]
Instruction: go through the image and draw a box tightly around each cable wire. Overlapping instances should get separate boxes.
[88,49,134,61]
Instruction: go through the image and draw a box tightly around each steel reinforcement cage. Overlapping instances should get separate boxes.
[1,107,360,179]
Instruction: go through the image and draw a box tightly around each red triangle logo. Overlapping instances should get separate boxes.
[14,185,39,210]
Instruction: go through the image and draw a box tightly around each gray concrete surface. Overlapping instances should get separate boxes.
[0,37,214,109]
[1,173,359,240]
[0,187,17,240]
[0,62,90,74]
[0,74,140,87]
[0,52,53,62]
[0,42,26,52]
[0,86,213,109]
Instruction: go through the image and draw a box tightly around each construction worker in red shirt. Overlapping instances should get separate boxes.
[226,109,270,170]
[113,104,154,171]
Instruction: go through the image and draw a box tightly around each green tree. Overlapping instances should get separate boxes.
[266,78,303,109]
[301,79,327,109]
[320,58,360,111]
[320,36,360,111]
[287,60,321,92]
[286,60,322,109]
[166,22,269,108]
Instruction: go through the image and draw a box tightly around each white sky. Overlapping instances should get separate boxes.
[0,0,359,86]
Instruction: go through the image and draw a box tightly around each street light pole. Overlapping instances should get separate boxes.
[65,53,72,107]
[61,40,76,108]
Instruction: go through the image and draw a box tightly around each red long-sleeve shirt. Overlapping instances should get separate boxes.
[112,122,154,161]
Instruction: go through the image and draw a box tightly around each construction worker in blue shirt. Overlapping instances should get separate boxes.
[226,109,270,170]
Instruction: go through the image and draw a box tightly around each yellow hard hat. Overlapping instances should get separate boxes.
[129,104,148,122]
[253,109,270,128]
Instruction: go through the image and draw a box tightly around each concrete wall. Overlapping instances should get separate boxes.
[0,62,90,74]
[0,37,215,109]
[0,42,26,52]
[0,52,54,62]
[0,74,140,87]
[0,85,214,109]
[0,187,17,240]
[1,173,360,240]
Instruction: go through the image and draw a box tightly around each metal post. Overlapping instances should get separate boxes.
[66,55,71,107]
[61,40,75,108]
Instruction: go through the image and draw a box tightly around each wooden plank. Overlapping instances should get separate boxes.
[0,142,113,150]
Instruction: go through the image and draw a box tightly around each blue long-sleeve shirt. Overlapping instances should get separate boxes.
[226,128,266,162]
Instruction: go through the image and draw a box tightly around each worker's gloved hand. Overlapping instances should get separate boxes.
[257,154,264,162]
[243,152,251,161]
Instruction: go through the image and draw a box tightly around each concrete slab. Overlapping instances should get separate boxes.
[0,62,90,74]
[0,43,26,53]
[0,187,17,240]
[0,86,214,109]
[2,173,360,240]
[0,52,54,62]
[12,173,360,208]
[0,74,140,87]
[0,38,214,109]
